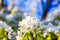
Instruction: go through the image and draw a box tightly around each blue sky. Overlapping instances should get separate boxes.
[3,0,60,19]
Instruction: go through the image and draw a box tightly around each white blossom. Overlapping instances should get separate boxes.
[16,16,41,40]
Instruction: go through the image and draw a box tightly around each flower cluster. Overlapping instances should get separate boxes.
[16,10,60,40]
[0,4,60,40]
[16,16,41,40]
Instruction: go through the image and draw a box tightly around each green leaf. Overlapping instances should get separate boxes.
[0,16,6,21]
[54,15,60,20]
[58,35,60,40]
[0,28,10,40]
[45,32,57,40]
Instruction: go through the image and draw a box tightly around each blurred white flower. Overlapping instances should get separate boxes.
[19,16,40,31]
[16,16,40,40]
[43,32,47,38]
[0,21,13,39]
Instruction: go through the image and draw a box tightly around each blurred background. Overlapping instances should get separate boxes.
[0,0,60,20]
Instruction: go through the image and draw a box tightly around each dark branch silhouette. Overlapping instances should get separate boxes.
[42,0,51,20]
[2,0,6,8]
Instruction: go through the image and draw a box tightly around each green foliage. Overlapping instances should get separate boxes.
[23,32,33,40]
[58,35,60,40]
[22,29,44,40]
[12,11,17,14]
[0,28,10,40]
[54,15,60,20]
[22,30,60,40]
[45,32,58,40]
[51,15,60,26]
[16,17,22,21]
[2,9,7,13]
[7,21,18,31]
[0,16,6,21]
[51,21,58,26]
[7,21,16,25]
